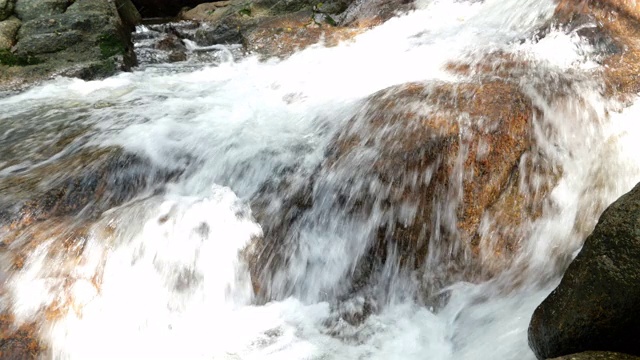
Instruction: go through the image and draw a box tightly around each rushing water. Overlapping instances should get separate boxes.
[1,0,640,359]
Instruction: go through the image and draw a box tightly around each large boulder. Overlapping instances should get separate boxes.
[528,182,640,359]
[14,0,70,22]
[247,79,559,302]
[0,0,140,91]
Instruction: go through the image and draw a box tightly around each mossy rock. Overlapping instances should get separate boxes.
[97,33,126,58]
[0,49,41,66]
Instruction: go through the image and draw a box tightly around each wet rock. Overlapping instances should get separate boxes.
[528,182,640,359]
[247,80,549,302]
[155,33,186,51]
[331,81,536,291]
[242,9,362,57]
[551,352,640,360]
[0,313,41,359]
[0,15,20,50]
[0,0,15,22]
[179,0,389,59]
[167,50,187,62]
[194,22,243,45]
[14,0,70,22]
[546,0,640,100]
[340,0,414,27]
[0,147,181,232]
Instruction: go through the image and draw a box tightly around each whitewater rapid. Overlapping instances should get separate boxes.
[1,0,640,359]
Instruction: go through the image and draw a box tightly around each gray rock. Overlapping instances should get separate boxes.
[252,0,311,13]
[15,31,82,55]
[0,15,20,50]
[529,182,640,359]
[195,23,242,46]
[3,0,136,90]
[14,0,70,21]
[0,0,16,21]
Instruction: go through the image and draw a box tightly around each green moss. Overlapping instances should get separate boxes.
[97,34,125,59]
[324,14,337,26]
[0,50,42,66]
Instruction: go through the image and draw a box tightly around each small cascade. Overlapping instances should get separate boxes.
[0,0,639,359]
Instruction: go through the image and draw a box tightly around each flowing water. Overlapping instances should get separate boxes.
[1,0,640,359]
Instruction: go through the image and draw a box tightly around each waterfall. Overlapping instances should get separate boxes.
[1,0,640,359]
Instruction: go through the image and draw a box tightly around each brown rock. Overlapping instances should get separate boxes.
[243,10,362,58]
[0,313,41,359]
[247,80,552,301]
[180,1,231,22]
[549,0,640,100]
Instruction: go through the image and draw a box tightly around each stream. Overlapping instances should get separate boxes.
[1,0,640,359]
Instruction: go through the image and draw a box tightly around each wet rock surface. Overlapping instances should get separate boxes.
[0,314,41,360]
[529,182,640,359]
[246,78,559,303]
[179,0,412,58]
[0,147,181,232]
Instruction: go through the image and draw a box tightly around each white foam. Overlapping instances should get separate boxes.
[1,0,640,359]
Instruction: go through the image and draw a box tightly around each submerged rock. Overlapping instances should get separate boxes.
[528,182,640,359]
[247,79,560,303]
[0,314,40,359]
[0,147,180,232]
[546,0,640,100]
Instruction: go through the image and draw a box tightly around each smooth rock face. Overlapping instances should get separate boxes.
[14,0,70,22]
[0,15,20,50]
[551,352,640,360]
[529,182,640,359]
[0,0,15,21]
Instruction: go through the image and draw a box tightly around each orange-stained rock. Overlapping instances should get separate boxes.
[0,313,41,359]
[328,81,536,287]
[243,10,363,58]
[552,0,640,99]
[247,79,559,303]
